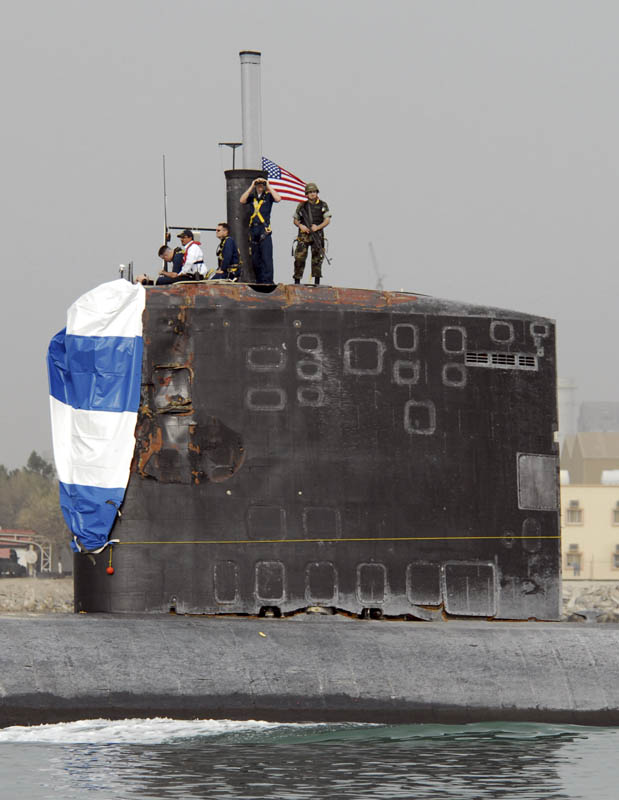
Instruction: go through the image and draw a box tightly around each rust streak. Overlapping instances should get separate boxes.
[137,425,163,476]
[156,282,421,313]
[386,293,419,306]
[154,363,195,379]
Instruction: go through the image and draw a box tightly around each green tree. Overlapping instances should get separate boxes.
[25,451,55,479]
[0,453,69,553]
[17,491,67,546]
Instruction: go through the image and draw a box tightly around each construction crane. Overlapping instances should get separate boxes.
[368,241,386,291]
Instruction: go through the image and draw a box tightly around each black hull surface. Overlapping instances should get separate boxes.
[75,283,560,619]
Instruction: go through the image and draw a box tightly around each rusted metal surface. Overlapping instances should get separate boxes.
[154,282,419,310]
[75,283,561,619]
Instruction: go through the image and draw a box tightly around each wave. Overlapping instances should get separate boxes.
[0,717,323,744]
[0,718,610,746]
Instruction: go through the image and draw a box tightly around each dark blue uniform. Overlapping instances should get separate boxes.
[248,190,275,283]
[172,250,184,273]
[156,249,185,285]
[216,236,240,280]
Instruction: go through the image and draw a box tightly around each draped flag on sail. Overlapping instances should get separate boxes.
[47,279,146,553]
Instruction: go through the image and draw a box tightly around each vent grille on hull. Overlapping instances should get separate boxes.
[465,351,538,371]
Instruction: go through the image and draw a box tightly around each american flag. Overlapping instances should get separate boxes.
[262,157,307,202]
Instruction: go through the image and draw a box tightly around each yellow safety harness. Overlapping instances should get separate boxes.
[249,197,271,233]
[249,198,265,225]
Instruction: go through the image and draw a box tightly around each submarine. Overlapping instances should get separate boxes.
[2,50,619,729]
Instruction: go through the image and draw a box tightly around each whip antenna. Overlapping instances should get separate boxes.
[162,154,169,243]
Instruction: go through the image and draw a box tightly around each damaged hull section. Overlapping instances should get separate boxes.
[74,283,560,619]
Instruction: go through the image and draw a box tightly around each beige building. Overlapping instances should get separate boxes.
[561,484,619,579]
[561,432,619,484]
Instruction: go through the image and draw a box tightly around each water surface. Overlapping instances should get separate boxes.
[0,718,616,799]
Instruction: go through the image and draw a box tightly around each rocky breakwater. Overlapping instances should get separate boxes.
[562,580,619,622]
[0,577,73,613]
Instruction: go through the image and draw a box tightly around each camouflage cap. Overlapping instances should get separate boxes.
[305,182,319,194]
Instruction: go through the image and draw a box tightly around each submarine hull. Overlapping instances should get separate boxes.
[2,616,619,727]
[74,284,560,619]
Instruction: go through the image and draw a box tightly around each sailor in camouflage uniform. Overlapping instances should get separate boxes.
[293,182,332,285]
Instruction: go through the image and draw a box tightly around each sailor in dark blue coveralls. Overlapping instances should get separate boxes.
[155,245,185,285]
[239,177,282,283]
[214,222,241,280]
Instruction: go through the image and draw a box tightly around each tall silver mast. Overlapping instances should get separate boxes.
[239,50,262,170]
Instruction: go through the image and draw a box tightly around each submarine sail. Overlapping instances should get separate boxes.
[74,282,560,620]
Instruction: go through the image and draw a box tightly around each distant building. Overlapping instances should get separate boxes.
[578,402,619,433]
[557,378,578,451]
[561,485,619,580]
[0,529,51,574]
[561,432,619,484]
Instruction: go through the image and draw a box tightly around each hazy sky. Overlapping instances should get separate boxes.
[1,0,618,468]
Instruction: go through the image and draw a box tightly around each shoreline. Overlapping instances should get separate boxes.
[1,577,619,620]
[0,577,73,613]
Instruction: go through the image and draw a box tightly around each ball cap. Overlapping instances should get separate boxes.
[177,228,193,239]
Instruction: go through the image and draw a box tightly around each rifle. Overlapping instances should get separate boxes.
[301,202,332,266]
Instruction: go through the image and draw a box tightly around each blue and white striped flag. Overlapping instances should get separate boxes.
[47,280,146,553]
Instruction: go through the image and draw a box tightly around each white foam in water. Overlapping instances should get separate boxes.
[0,717,313,744]
[0,718,589,746]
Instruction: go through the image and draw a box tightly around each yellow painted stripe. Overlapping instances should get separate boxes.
[118,535,560,546]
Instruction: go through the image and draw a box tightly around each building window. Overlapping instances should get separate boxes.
[566,544,582,575]
[565,500,583,525]
[613,546,619,570]
[613,503,619,526]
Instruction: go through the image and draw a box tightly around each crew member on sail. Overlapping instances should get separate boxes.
[154,244,185,285]
[293,182,331,286]
[177,229,207,277]
[213,223,241,280]
[239,177,281,283]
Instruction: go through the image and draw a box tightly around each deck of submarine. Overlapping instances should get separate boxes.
[1,614,618,727]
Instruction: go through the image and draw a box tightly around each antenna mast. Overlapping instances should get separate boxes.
[218,142,243,169]
[162,154,169,244]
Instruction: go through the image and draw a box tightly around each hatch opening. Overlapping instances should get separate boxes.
[259,605,282,617]
[248,283,279,294]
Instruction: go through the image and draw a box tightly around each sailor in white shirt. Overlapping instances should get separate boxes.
[177,229,207,277]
